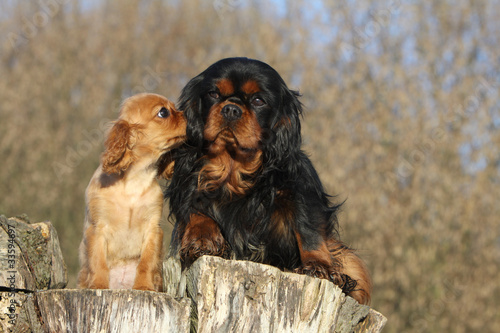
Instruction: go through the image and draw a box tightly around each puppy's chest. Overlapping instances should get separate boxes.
[105,200,157,262]
[107,228,144,263]
[101,183,162,261]
[111,181,162,217]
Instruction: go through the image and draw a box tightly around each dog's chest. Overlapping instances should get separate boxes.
[107,228,144,263]
[209,191,297,264]
[102,183,162,261]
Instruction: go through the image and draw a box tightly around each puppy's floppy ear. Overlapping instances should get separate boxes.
[268,87,303,162]
[178,74,205,149]
[101,120,139,174]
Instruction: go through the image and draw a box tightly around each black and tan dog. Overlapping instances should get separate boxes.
[167,58,371,304]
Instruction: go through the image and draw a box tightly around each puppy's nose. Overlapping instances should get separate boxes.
[221,104,242,121]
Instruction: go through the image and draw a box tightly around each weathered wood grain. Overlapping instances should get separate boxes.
[178,255,386,333]
[0,216,386,332]
[354,309,388,333]
[0,291,44,333]
[36,289,191,333]
[163,256,183,298]
[0,215,67,291]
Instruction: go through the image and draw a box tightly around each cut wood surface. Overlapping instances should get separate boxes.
[164,255,386,333]
[36,289,191,333]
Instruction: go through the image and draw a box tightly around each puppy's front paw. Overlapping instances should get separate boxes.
[88,277,109,289]
[133,283,156,291]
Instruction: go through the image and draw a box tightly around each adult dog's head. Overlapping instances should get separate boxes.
[178,57,303,195]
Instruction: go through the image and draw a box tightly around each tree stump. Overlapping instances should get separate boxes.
[0,215,67,332]
[36,289,191,333]
[0,215,67,291]
[164,255,387,333]
[1,216,386,332]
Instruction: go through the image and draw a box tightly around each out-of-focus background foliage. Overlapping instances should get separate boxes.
[1,0,499,331]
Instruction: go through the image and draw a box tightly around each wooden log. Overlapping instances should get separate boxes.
[163,256,183,298]
[336,295,370,333]
[0,291,44,333]
[171,255,387,333]
[354,309,388,333]
[0,215,67,291]
[1,215,67,332]
[1,216,386,332]
[36,289,192,333]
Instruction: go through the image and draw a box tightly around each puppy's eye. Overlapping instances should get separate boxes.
[157,107,170,118]
[208,91,220,99]
[251,98,265,107]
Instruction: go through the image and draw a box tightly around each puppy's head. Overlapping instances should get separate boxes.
[178,57,302,166]
[101,93,186,175]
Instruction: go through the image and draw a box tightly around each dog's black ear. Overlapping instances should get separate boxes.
[267,86,303,165]
[178,74,205,149]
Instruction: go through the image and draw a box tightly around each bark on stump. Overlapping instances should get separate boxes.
[1,215,67,332]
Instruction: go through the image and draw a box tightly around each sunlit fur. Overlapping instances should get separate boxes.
[167,58,371,304]
[198,99,263,195]
[78,93,186,291]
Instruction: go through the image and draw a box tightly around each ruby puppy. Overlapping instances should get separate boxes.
[78,93,186,291]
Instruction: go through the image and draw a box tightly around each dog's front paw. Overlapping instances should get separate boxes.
[295,261,357,294]
[180,221,228,268]
[133,283,156,291]
[180,234,229,268]
[295,260,334,280]
[88,277,109,289]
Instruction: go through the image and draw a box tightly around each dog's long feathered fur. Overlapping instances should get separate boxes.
[167,58,371,304]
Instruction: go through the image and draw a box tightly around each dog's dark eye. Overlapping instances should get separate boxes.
[157,107,170,118]
[251,98,265,107]
[208,91,220,99]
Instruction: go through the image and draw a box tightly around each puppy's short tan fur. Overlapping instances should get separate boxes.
[78,93,186,291]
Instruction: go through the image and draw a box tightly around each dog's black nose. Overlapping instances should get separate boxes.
[221,104,242,121]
